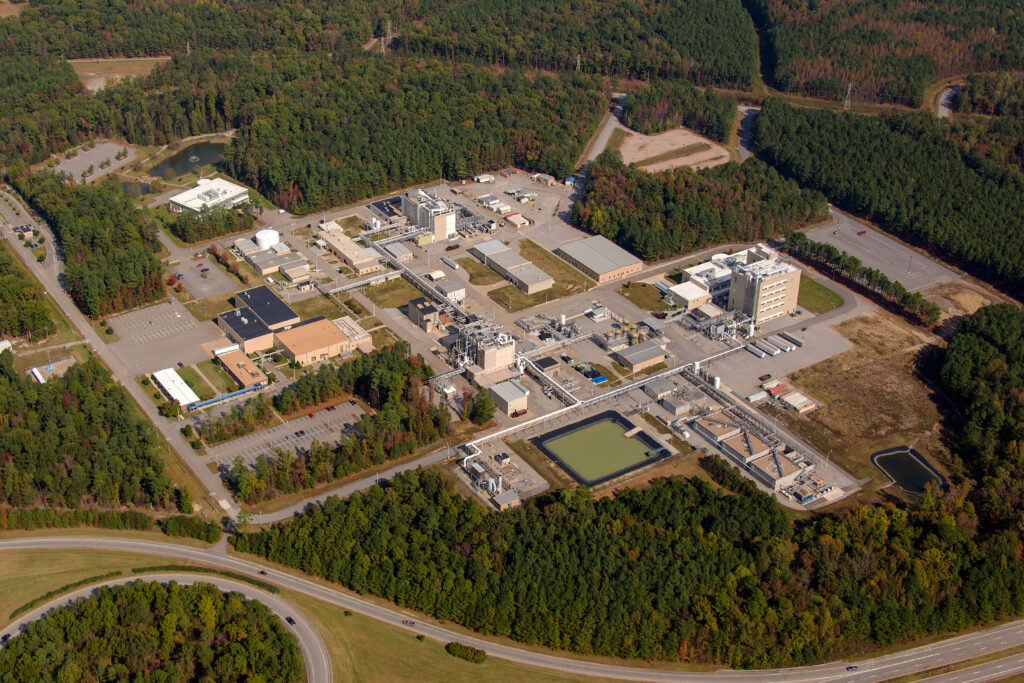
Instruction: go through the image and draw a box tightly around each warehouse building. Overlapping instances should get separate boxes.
[407,297,440,333]
[217,349,267,389]
[489,379,530,416]
[275,317,352,366]
[319,222,381,275]
[169,178,250,214]
[667,280,713,312]
[750,452,806,491]
[469,240,553,294]
[556,235,642,283]
[217,309,275,354]
[153,368,200,407]
[721,431,773,464]
[692,414,743,443]
[383,241,413,263]
[235,286,300,330]
[643,378,676,400]
[436,280,466,305]
[247,250,307,276]
[614,339,667,373]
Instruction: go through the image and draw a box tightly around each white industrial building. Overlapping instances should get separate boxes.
[153,368,200,407]
[489,379,530,416]
[469,240,553,294]
[401,189,457,241]
[169,178,250,214]
[436,280,466,305]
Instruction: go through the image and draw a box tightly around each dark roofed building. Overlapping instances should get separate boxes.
[234,285,300,330]
[218,309,275,354]
[407,296,440,333]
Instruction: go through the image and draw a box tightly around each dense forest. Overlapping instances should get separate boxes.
[745,0,1024,105]
[0,352,172,508]
[399,0,758,87]
[8,173,164,318]
[234,463,1023,666]
[0,580,303,682]
[954,72,1024,117]
[783,232,941,326]
[0,245,53,341]
[169,204,256,244]
[622,83,738,142]
[572,150,826,261]
[752,99,1024,296]
[193,395,276,447]
[228,343,451,503]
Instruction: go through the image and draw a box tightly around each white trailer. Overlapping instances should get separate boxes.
[753,340,780,356]
[747,344,766,359]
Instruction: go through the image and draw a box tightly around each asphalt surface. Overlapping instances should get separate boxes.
[3,537,1024,683]
[938,85,963,119]
[928,652,1024,682]
[806,209,960,292]
[737,106,759,161]
[0,572,330,683]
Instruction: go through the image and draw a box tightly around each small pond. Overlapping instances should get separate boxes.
[149,141,226,179]
[872,447,946,494]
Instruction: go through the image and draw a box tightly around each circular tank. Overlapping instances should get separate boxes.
[254,229,280,250]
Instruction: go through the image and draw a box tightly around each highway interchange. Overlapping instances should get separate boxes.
[3,536,1024,683]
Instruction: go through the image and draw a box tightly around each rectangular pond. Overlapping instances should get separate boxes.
[532,411,669,486]
[872,447,945,494]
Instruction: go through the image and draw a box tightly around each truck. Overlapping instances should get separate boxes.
[779,331,805,348]
[753,340,780,356]
[746,344,766,359]
[441,256,460,270]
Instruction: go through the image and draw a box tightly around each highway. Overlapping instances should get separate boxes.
[0,572,330,683]
[3,537,1024,683]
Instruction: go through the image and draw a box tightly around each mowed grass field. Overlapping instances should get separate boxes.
[489,239,594,312]
[457,257,504,286]
[619,281,669,311]
[798,276,843,314]
[363,278,427,308]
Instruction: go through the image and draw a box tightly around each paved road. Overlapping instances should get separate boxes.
[938,85,963,119]
[582,94,627,165]
[737,106,759,160]
[0,189,239,517]
[0,572,330,683]
[928,652,1024,682]
[3,537,1024,683]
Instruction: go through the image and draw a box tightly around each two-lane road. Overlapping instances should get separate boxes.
[4,537,1024,683]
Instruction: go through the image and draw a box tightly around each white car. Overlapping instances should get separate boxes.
[277,209,286,214]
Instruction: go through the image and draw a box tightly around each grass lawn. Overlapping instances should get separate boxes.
[608,128,631,151]
[371,327,399,349]
[288,294,344,321]
[196,358,238,395]
[92,320,120,343]
[176,366,215,401]
[798,276,844,314]
[185,292,236,322]
[457,257,504,286]
[363,278,426,309]
[359,316,382,330]
[612,360,667,380]
[136,375,167,407]
[619,281,669,311]
[11,343,91,376]
[337,294,367,317]
[636,143,712,168]
[489,239,595,312]
[338,214,364,236]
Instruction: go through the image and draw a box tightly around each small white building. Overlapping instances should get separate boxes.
[489,379,530,416]
[169,178,250,214]
[153,368,200,407]
[474,174,495,183]
[436,280,466,305]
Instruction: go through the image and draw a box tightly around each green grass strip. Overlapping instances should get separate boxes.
[130,565,280,594]
[10,570,123,619]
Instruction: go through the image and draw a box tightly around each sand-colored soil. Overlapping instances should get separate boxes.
[0,2,25,18]
[618,126,731,172]
[68,57,171,92]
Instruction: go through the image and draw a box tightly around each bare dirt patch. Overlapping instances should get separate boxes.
[68,57,171,92]
[923,280,997,319]
[0,1,25,18]
[618,126,730,172]
[766,312,947,492]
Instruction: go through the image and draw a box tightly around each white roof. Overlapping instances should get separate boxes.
[169,178,249,212]
[473,240,509,257]
[436,280,465,295]
[669,281,709,302]
[153,368,200,406]
[558,235,641,275]
[0,339,11,353]
[490,379,530,403]
[684,259,732,286]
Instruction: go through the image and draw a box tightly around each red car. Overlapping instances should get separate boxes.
[308,413,315,419]
[858,230,867,236]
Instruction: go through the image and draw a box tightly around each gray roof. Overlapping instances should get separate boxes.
[472,240,509,257]
[488,249,529,271]
[617,339,666,365]
[436,280,465,296]
[493,490,520,506]
[247,250,308,273]
[508,262,553,287]
[558,235,641,275]
[384,242,411,258]
[489,379,530,403]
[643,378,676,397]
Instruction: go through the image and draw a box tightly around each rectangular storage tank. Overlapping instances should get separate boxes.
[767,336,793,352]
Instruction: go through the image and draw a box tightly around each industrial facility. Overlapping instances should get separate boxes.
[169,178,250,214]
[556,235,643,283]
[401,189,457,242]
[319,221,381,275]
[469,240,554,294]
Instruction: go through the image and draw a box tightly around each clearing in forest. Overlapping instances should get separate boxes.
[68,57,171,92]
[618,126,730,172]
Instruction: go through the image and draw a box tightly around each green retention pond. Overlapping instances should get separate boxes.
[533,410,668,486]
[872,447,946,494]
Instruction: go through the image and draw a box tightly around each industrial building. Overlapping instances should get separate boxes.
[749,452,806,491]
[436,280,466,305]
[535,356,559,376]
[643,378,676,400]
[556,235,643,283]
[332,316,374,353]
[280,264,311,283]
[319,222,380,275]
[235,286,300,330]
[672,244,801,325]
[448,320,517,384]
[469,240,553,294]
[692,415,743,443]
[401,190,457,241]
[217,349,267,389]
[407,297,440,334]
[614,339,667,373]
[506,213,529,228]
[153,368,200,407]
[383,241,413,263]
[233,237,263,257]
[275,317,352,366]
[721,431,773,464]
[169,178,250,214]
[492,489,521,510]
[489,379,530,416]
[246,249,307,276]
[217,309,275,354]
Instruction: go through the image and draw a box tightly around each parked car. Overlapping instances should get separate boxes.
[308,413,315,419]
[258,570,268,575]
[285,617,296,626]
[858,230,867,236]
[294,431,301,438]
[445,244,459,251]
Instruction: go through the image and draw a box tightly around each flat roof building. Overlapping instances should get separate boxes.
[153,368,200,407]
[383,241,413,263]
[319,222,381,275]
[235,286,300,330]
[246,249,307,276]
[275,317,352,366]
[401,190,456,242]
[750,452,805,491]
[556,235,642,283]
[169,179,250,214]
[408,297,439,334]
[489,379,530,416]
[682,244,801,324]
[535,356,559,374]
[721,431,773,464]
[217,309,275,354]
[643,378,676,400]
[280,264,311,283]
[692,415,743,443]
[470,241,553,294]
[436,280,466,305]
[614,339,667,373]
[492,489,521,510]
[332,316,374,353]
[668,281,712,312]
[233,237,262,256]
[217,349,267,389]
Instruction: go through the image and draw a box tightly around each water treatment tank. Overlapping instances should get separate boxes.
[254,229,280,250]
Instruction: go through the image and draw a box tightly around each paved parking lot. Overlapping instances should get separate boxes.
[50,142,137,184]
[173,255,237,299]
[807,210,960,292]
[107,300,223,373]
[207,402,366,467]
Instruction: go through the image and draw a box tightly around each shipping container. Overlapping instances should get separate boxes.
[746,344,766,359]
[441,256,460,270]
[779,331,805,348]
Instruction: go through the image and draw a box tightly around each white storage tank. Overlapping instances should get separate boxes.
[254,229,280,250]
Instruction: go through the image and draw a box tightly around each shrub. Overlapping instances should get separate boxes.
[445,642,486,663]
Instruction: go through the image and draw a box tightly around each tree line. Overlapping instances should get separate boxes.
[622,83,737,143]
[744,0,1024,106]
[954,72,1024,117]
[0,581,303,682]
[0,351,174,509]
[783,232,941,326]
[572,149,826,261]
[169,203,257,244]
[8,172,165,318]
[0,243,53,341]
[752,99,1024,298]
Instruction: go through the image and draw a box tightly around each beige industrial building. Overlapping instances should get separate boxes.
[217,309,275,354]
[470,240,553,294]
[721,431,773,464]
[489,379,530,416]
[436,280,466,305]
[476,335,515,370]
[275,317,352,366]
[332,316,374,353]
[217,349,267,388]
[614,339,667,373]
[319,222,381,275]
[728,258,801,325]
[750,452,806,491]
[401,189,457,242]
[408,297,440,334]
[556,235,643,283]
[692,414,743,443]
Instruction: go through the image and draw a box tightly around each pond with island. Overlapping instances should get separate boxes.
[149,141,226,179]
